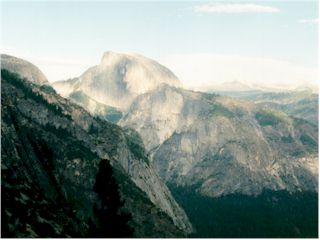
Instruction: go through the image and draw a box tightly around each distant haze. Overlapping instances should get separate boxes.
[1,49,317,92]
[162,53,318,92]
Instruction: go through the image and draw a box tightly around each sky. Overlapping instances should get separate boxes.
[1,0,319,89]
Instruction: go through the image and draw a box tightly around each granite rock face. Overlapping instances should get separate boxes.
[1,69,192,237]
[1,54,48,84]
[52,51,182,111]
[120,85,318,197]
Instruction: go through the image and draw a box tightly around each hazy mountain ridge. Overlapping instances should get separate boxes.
[205,80,318,93]
[216,90,318,125]
[1,69,192,237]
[203,81,255,92]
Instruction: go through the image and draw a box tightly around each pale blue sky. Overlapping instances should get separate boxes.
[0,1,318,83]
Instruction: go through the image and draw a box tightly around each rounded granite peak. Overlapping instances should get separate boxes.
[100,51,163,68]
[71,51,183,110]
[101,50,142,59]
[1,54,48,85]
[100,51,130,67]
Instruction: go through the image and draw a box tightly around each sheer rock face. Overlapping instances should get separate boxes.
[52,51,182,111]
[120,84,318,197]
[1,54,48,84]
[1,70,192,237]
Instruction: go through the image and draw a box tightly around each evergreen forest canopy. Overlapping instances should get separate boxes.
[170,185,318,238]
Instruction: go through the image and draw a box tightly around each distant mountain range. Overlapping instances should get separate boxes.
[218,90,318,125]
[200,80,318,94]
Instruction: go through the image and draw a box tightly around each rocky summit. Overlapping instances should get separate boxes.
[1,54,48,85]
[52,51,182,111]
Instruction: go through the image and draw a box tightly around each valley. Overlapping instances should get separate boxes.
[1,52,318,238]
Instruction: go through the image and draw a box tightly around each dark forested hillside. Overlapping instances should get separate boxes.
[170,185,318,238]
[1,70,187,237]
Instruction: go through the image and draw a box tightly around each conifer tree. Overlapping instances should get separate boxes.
[92,159,133,237]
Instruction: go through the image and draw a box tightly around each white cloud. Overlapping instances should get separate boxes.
[298,18,319,25]
[161,53,317,92]
[194,3,280,13]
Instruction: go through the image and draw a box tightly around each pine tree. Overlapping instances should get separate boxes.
[92,159,133,237]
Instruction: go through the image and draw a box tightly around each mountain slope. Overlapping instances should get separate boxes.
[1,54,48,84]
[120,84,318,197]
[1,69,192,237]
[52,51,182,112]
